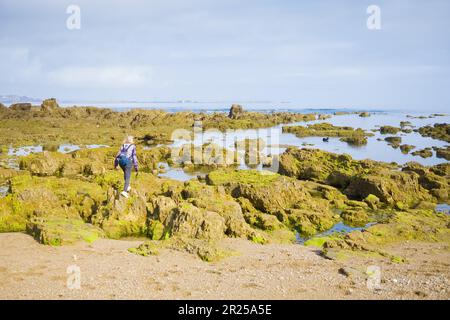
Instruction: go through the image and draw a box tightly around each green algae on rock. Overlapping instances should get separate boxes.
[384,136,402,149]
[170,143,238,169]
[282,123,372,145]
[278,147,437,208]
[434,146,450,161]
[402,162,449,202]
[205,168,338,237]
[417,123,450,143]
[0,99,320,148]
[400,144,416,154]
[26,216,104,246]
[379,126,401,134]
[411,148,433,158]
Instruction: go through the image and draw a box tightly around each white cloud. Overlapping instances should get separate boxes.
[48,65,153,88]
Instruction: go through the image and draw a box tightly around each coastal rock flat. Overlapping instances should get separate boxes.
[0,233,449,300]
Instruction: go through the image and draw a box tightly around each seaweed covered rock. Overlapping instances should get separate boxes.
[180,181,255,238]
[402,162,449,202]
[40,98,60,112]
[278,148,433,208]
[400,144,415,154]
[18,146,170,178]
[19,151,69,176]
[379,126,400,134]
[207,170,305,213]
[206,169,337,236]
[0,174,106,232]
[434,146,450,161]
[282,123,372,146]
[343,169,429,207]
[170,143,237,169]
[385,136,402,148]
[279,147,378,186]
[166,203,226,240]
[237,197,284,231]
[411,148,433,158]
[340,209,370,227]
[94,188,149,239]
[339,135,368,146]
[19,151,92,177]
[418,123,450,143]
[286,208,336,236]
[27,216,104,245]
[0,168,18,183]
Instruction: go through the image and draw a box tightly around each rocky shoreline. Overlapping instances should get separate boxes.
[0,99,449,299]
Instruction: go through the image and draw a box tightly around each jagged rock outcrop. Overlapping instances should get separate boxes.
[278,147,435,208]
[228,104,244,119]
[40,98,60,112]
[402,162,449,202]
[206,169,337,236]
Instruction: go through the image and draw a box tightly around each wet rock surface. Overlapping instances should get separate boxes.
[0,99,449,266]
[418,123,450,143]
[282,123,372,146]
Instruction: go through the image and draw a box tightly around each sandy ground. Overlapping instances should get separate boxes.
[0,232,449,300]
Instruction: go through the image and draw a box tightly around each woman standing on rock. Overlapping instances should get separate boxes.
[114,136,139,198]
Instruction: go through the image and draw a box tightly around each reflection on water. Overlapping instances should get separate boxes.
[296,221,377,244]
[436,204,450,215]
[170,112,449,167]
[5,144,109,171]
[8,145,42,156]
[0,185,8,198]
[4,112,449,177]
[157,162,200,182]
[8,144,109,157]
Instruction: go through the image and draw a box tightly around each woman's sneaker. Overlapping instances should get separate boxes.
[121,191,129,198]
[127,186,131,192]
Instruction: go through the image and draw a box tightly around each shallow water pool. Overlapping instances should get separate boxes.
[157,162,201,182]
[296,221,377,244]
[0,185,8,198]
[169,111,449,168]
[436,204,450,215]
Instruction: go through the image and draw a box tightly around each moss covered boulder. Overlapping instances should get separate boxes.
[380,126,400,134]
[206,168,337,237]
[411,148,433,158]
[402,162,449,202]
[278,148,433,208]
[434,146,450,161]
[418,123,450,143]
[385,136,402,148]
[26,216,104,245]
[400,144,415,154]
[282,123,372,146]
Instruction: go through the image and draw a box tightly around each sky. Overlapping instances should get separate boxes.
[0,0,449,111]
